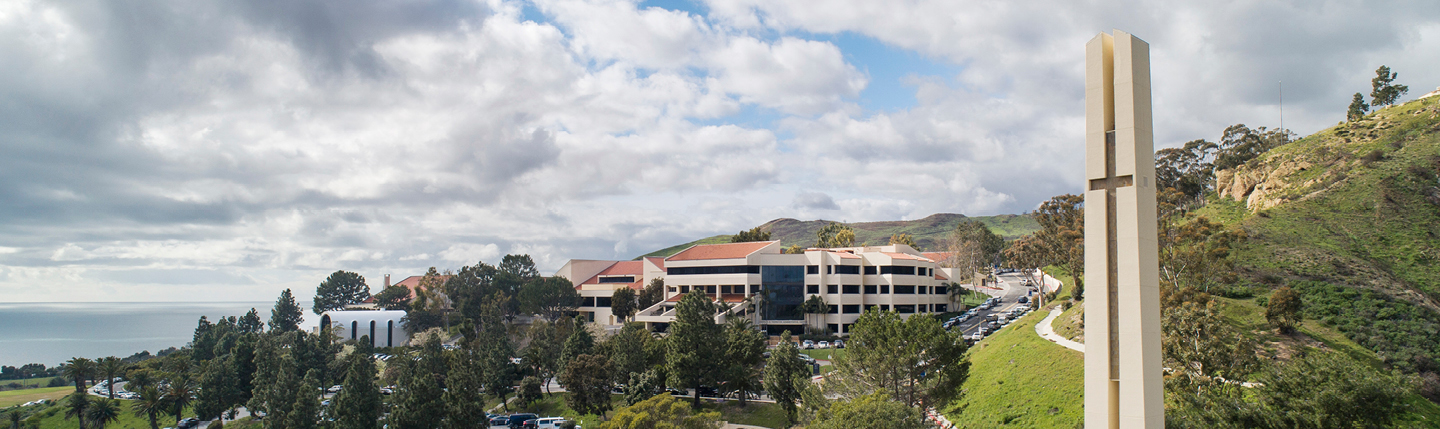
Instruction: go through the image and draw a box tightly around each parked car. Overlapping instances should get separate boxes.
[977,327,988,336]
[532,417,573,429]
[507,413,539,428]
[177,418,200,429]
[1018,296,1029,304]
[697,385,718,397]
[833,340,845,349]
[490,416,511,426]
[801,340,815,349]
[816,340,830,349]
[664,387,686,396]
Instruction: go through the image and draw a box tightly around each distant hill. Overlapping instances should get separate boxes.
[636,213,1039,259]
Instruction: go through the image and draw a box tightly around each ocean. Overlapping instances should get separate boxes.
[0,302,318,367]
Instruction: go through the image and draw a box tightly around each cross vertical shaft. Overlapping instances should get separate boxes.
[1084,30,1164,429]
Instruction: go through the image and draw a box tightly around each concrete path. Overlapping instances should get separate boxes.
[1036,306,1084,352]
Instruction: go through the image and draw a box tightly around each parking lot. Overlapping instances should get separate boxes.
[944,271,1039,342]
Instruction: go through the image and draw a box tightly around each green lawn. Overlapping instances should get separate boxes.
[694,399,788,428]
[943,309,1083,428]
[8,398,194,429]
[1,377,64,391]
[0,387,72,408]
[799,349,847,361]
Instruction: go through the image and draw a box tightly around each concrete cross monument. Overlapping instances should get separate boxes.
[1083,30,1164,428]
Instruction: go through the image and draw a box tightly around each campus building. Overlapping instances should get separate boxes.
[554,241,956,336]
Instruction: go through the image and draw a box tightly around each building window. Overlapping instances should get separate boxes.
[865,304,881,312]
[599,276,635,283]
[827,284,838,294]
[895,305,916,314]
[807,265,819,275]
[864,285,877,294]
[680,286,690,293]
[668,286,677,293]
[936,286,949,295]
[706,285,717,294]
[864,266,877,275]
[880,305,890,311]
[668,265,760,275]
[596,297,612,307]
[827,306,838,314]
[582,297,596,307]
[841,323,853,333]
[879,266,917,275]
[762,266,806,321]
[827,324,839,334]
[894,285,915,294]
[880,285,890,294]
[843,285,860,294]
[917,286,927,294]
[836,265,860,275]
[934,304,948,313]
[807,285,820,294]
[750,285,761,293]
[827,266,833,274]
[843,304,860,314]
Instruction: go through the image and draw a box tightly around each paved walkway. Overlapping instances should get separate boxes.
[1036,306,1084,352]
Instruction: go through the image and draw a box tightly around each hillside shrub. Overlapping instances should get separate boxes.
[1292,280,1440,373]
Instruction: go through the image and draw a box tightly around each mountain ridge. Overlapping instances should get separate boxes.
[635,213,1039,259]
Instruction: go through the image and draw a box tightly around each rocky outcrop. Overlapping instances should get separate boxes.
[1217,156,1333,211]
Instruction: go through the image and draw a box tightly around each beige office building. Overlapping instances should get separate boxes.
[555,241,956,335]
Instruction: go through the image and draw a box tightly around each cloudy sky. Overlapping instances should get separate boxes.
[3,0,1438,302]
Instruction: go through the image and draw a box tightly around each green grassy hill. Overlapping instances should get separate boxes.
[944,309,1083,428]
[1196,95,1440,379]
[637,213,1038,258]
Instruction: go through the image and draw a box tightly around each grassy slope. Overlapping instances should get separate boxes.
[11,399,193,429]
[0,387,70,408]
[639,213,1039,258]
[1,377,62,391]
[943,310,1083,428]
[1196,96,1440,303]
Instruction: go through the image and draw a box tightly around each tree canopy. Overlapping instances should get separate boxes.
[312,270,370,315]
[667,291,719,406]
[730,226,772,243]
[828,309,969,408]
[814,222,855,248]
[268,289,304,333]
[1369,65,1409,107]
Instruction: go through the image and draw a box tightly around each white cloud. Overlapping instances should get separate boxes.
[439,243,501,263]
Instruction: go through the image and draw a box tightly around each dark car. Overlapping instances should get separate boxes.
[697,385,718,397]
[490,416,510,426]
[507,413,538,428]
[177,418,200,429]
[664,387,686,396]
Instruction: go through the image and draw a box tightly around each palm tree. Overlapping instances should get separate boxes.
[8,410,22,429]
[800,295,829,334]
[164,376,196,426]
[131,387,166,429]
[85,399,122,429]
[945,282,967,311]
[64,391,91,429]
[63,358,96,392]
[98,357,124,399]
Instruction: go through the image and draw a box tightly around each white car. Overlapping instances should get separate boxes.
[801,340,815,349]
[534,417,575,429]
[816,341,830,349]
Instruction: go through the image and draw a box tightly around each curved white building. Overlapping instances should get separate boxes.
[319,310,409,348]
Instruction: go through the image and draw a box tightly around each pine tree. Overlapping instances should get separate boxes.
[269,289,305,332]
[286,370,321,429]
[313,270,371,315]
[332,354,382,429]
[238,309,265,334]
[763,332,808,426]
[390,339,446,429]
[1348,92,1370,122]
[560,318,594,376]
[1370,65,1409,107]
[443,352,485,429]
[559,354,614,416]
[667,291,719,406]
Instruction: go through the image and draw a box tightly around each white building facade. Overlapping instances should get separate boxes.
[319,310,410,348]
[555,241,955,336]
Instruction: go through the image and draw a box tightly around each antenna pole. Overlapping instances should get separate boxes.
[1279,81,1284,132]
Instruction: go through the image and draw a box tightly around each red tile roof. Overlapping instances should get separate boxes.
[392,275,452,301]
[644,256,665,270]
[667,241,775,261]
[922,252,954,263]
[579,261,644,290]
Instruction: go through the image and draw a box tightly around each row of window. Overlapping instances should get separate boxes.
[658,284,952,295]
[810,284,950,295]
[830,303,948,314]
[669,265,935,276]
